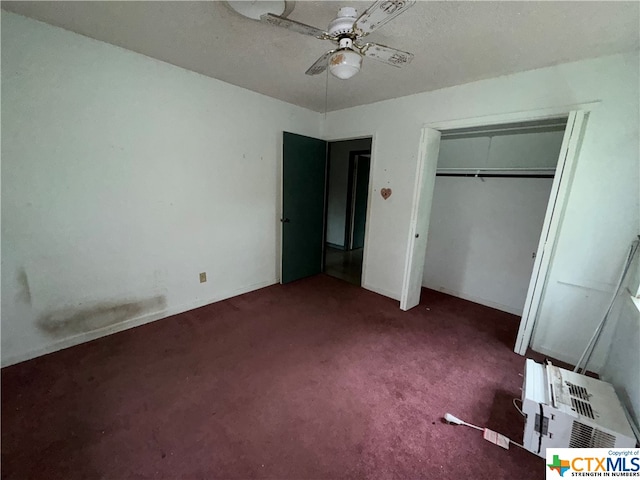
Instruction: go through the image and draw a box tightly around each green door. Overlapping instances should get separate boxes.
[281,132,327,284]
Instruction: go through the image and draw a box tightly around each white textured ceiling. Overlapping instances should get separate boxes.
[3,1,639,112]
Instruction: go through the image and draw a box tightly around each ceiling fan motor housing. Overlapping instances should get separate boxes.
[328,7,358,37]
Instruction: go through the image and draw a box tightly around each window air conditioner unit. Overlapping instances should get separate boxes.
[522,359,636,457]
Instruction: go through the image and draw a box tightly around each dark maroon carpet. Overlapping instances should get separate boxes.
[2,275,547,479]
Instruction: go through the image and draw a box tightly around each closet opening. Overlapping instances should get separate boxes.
[422,117,568,316]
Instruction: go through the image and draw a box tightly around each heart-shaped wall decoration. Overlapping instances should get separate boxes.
[380,188,392,200]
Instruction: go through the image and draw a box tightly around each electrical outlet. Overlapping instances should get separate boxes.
[199,272,207,283]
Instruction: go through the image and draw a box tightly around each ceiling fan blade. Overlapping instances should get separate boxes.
[357,42,414,67]
[261,13,329,40]
[305,50,335,76]
[353,0,416,37]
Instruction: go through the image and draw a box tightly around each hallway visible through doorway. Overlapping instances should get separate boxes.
[324,137,372,286]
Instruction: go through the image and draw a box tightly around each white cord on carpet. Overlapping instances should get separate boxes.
[444,412,530,452]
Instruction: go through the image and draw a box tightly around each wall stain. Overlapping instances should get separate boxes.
[16,268,32,305]
[37,295,166,337]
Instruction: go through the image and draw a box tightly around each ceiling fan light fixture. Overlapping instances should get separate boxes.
[329,49,362,80]
[329,37,362,80]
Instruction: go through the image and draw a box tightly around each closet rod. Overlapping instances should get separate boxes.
[436,173,554,178]
[437,167,556,171]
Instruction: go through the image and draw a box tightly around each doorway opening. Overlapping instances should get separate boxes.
[280,132,373,287]
[324,138,372,286]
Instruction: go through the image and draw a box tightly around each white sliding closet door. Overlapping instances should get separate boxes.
[514,110,587,354]
[400,128,441,310]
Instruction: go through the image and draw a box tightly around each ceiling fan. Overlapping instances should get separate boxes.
[260,1,416,80]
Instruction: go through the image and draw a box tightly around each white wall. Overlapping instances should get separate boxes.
[600,244,640,433]
[600,295,640,432]
[3,12,638,375]
[325,138,371,247]
[325,52,639,370]
[1,12,322,366]
[423,177,554,315]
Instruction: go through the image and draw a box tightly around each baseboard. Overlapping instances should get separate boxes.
[1,278,278,368]
[423,285,524,316]
[362,282,400,301]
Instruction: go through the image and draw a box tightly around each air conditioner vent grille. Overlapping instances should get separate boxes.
[570,421,616,448]
[571,397,595,419]
[567,382,590,400]
[593,429,617,448]
[570,421,593,448]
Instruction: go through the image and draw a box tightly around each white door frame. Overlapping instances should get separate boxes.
[401,102,597,354]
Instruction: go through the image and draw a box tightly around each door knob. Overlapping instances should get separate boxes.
[415,234,419,238]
